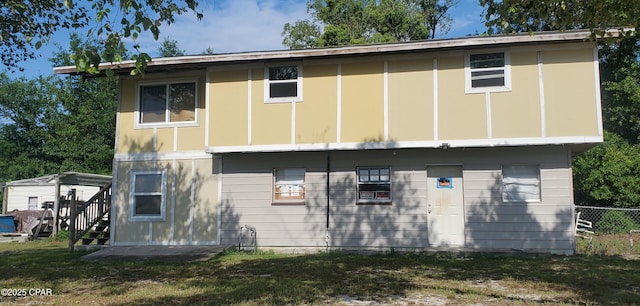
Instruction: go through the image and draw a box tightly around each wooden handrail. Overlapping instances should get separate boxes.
[69,183,112,251]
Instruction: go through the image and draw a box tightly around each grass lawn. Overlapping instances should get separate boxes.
[1,240,640,305]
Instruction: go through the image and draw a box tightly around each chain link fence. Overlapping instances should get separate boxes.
[575,205,640,255]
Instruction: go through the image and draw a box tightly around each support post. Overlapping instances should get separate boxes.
[68,188,77,252]
[53,174,60,236]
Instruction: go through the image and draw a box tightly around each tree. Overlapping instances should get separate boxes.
[479,0,640,35]
[414,0,457,39]
[281,0,455,49]
[158,37,186,57]
[0,74,60,181]
[0,0,202,75]
[201,47,215,55]
[599,36,640,144]
[573,132,640,207]
[0,34,117,183]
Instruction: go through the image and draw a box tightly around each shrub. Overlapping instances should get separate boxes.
[49,230,69,241]
[596,210,639,234]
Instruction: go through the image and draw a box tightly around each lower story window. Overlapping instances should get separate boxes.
[502,165,540,202]
[357,167,391,203]
[130,170,167,221]
[273,168,306,203]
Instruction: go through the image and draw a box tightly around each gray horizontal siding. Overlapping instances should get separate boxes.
[219,145,575,252]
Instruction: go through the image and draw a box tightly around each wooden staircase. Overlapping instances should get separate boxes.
[68,183,111,251]
[81,217,110,245]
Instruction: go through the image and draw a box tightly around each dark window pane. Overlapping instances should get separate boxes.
[135,174,162,193]
[269,66,297,80]
[135,195,162,215]
[169,82,196,122]
[358,183,391,200]
[472,77,505,87]
[470,53,504,69]
[270,82,297,98]
[141,85,166,123]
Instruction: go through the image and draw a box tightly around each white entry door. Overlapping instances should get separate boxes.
[427,165,464,246]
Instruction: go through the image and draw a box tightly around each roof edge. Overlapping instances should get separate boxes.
[53,28,630,75]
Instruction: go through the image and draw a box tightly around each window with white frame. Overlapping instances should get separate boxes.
[138,81,197,125]
[130,170,167,221]
[273,168,306,203]
[265,65,302,102]
[465,52,511,93]
[357,167,391,203]
[502,165,540,202]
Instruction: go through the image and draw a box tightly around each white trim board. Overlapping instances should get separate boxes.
[115,151,211,161]
[206,136,603,154]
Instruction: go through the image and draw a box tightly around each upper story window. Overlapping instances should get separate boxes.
[265,65,303,103]
[465,52,511,93]
[138,81,197,126]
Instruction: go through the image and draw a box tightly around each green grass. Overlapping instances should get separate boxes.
[1,241,640,305]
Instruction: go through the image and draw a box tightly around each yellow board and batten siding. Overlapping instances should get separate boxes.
[116,73,207,154]
[113,158,219,245]
[340,62,385,143]
[387,58,434,141]
[295,64,338,144]
[209,69,248,147]
[251,68,292,145]
[437,56,487,140]
[490,51,542,139]
[543,48,600,137]
[118,44,600,154]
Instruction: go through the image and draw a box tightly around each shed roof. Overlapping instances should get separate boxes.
[3,172,112,187]
[53,29,623,76]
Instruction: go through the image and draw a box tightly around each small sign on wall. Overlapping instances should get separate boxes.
[437,177,453,189]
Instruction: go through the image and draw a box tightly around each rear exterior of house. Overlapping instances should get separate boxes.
[56,30,604,254]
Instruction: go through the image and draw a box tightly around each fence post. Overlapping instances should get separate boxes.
[68,188,77,252]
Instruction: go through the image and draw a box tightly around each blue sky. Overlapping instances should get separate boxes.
[9,0,486,78]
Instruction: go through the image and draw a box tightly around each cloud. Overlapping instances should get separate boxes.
[137,0,309,56]
[446,0,486,37]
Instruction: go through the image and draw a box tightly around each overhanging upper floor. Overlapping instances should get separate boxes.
[55,30,616,157]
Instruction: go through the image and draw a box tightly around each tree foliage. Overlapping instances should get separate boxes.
[282,0,456,49]
[0,35,116,183]
[479,0,640,35]
[0,0,202,75]
[599,36,640,144]
[158,37,186,57]
[573,132,640,207]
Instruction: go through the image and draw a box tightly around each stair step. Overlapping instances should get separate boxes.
[81,238,94,245]
[97,237,109,245]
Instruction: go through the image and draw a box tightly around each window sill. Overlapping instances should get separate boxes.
[465,86,512,94]
[356,201,392,205]
[271,201,306,206]
[502,199,541,203]
[265,97,302,104]
[129,216,166,222]
[134,121,199,129]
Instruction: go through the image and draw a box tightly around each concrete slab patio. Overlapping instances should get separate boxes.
[80,245,234,261]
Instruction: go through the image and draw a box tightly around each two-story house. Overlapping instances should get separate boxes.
[56,30,605,254]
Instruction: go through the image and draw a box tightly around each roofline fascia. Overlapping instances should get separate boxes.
[53,28,629,76]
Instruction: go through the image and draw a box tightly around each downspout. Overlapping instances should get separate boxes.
[325,151,331,252]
